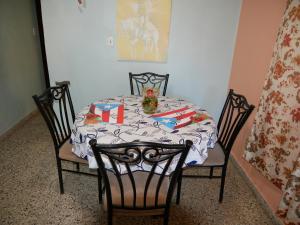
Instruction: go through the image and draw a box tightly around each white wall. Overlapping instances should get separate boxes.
[0,0,45,135]
[41,0,241,120]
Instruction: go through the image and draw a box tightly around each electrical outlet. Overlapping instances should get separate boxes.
[106,36,114,47]
[32,27,36,36]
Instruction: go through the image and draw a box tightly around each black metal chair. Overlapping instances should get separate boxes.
[32,83,99,195]
[182,89,255,202]
[89,140,193,225]
[129,72,169,96]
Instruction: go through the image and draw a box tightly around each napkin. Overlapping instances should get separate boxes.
[151,107,210,130]
[84,103,124,125]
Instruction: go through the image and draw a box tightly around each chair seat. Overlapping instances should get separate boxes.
[203,142,225,166]
[59,141,88,164]
[103,171,168,216]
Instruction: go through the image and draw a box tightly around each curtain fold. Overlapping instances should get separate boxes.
[277,153,300,224]
[244,0,300,224]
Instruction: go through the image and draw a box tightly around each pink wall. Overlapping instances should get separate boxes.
[229,0,286,212]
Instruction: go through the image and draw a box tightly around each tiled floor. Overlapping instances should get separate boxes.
[0,114,276,225]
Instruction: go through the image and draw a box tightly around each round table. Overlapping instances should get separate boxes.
[71,95,218,174]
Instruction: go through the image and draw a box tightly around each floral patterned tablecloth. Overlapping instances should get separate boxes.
[71,96,218,174]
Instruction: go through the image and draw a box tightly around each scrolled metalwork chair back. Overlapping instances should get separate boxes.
[217,89,255,156]
[90,140,192,217]
[33,84,75,152]
[129,72,169,96]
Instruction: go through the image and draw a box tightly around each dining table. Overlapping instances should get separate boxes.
[70,95,218,174]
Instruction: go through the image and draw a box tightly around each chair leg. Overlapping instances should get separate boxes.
[219,167,227,203]
[56,159,64,194]
[107,209,113,225]
[176,170,182,204]
[209,167,214,178]
[163,209,170,225]
[97,169,102,204]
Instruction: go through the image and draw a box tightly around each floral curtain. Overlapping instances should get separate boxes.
[244,0,300,224]
[277,153,300,225]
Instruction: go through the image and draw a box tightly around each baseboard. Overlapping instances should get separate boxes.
[0,110,39,142]
[229,156,284,225]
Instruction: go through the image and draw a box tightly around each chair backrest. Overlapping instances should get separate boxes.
[129,72,169,96]
[32,83,75,152]
[90,140,193,211]
[217,89,254,157]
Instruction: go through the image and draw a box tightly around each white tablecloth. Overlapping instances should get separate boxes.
[71,96,218,174]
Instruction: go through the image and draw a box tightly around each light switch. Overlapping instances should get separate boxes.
[106,36,114,47]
